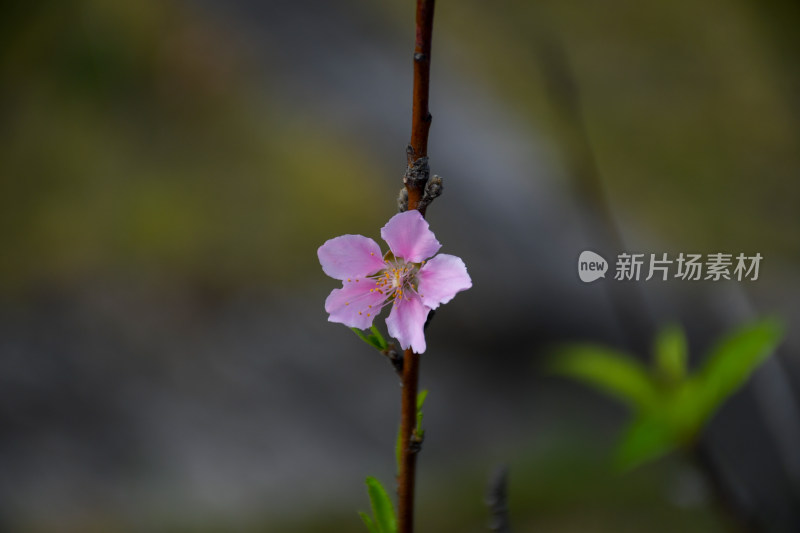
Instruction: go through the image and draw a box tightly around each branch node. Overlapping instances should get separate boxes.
[413,52,428,62]
[409,432,425,454]
[417,174,443,211]
[397,187,409,212]
[403,156,430,189]
[383,344,404,378]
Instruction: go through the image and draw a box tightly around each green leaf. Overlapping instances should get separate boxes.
[616,412,677,470]
[359,512,379,533]
[370,325,389,350]
[654,325,687,385]
[416,390,428,410]
[693,318,783,426]
[365,476,397,533]
[351,327,388,352]
[551,345,658,411]
[416,390,428,433]
[616,378,704,469]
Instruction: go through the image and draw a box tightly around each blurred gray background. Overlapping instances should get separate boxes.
[1,1,799,531]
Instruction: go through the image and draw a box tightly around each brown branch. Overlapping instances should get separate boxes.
[398,2,436,533]
[397,347,420,533]
[405,0,436,215]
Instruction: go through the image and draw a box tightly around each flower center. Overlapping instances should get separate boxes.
[345,259,428,319]
[366,259,423,307]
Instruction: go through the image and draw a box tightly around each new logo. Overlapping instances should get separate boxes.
[578,251,608,283]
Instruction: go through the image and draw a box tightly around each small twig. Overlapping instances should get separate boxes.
[486,465,512,533]
[539,32,757,532]
[536,33,652,355]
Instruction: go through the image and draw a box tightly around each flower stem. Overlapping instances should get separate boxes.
[397,348,420,533]
[398,2,436,533]
[405,0,436,215]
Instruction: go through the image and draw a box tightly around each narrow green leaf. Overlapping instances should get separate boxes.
[370,325,389,351]
[352,327,375,346]
[551,345,658,411]
[359,512,379,533]
[693,318,784,426]
[616,413,677,470]
[416,390,428,432]
[654,325,687,385]
[351,328,385,351]
[416,390,428,410]
[365,476,397,533]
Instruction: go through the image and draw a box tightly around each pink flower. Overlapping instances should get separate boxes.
[318,210,472,354]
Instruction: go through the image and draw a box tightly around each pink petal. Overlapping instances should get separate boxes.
[380,210,441,264]
[325,280,388,329]
[318,234,386,280]
[386,292,430,354]
[417,254,472,310]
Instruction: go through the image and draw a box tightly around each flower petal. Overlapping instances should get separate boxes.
[380,210,441,263]
[318,234,386,280]
[417,254,472,310]
[386,292,430,354]
[325,280,387,329]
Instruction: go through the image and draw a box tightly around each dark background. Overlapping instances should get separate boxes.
[2,1,799,531]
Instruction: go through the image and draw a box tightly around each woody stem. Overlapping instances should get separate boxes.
[397,2,435,533]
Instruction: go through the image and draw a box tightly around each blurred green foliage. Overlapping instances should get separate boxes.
[552,319,784,468]
[1,0,387,292]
